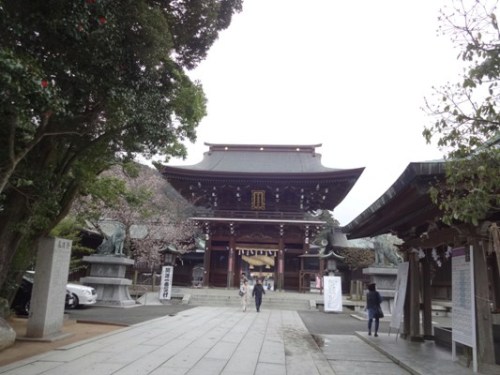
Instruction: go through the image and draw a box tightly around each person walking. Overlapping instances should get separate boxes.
[252,278,266,312]
[240,272,248,287]
[366,283,382,337]
[240,280,249,312]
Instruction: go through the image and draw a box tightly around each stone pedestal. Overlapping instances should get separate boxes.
[81,255,136,307]
[363,266,398,315]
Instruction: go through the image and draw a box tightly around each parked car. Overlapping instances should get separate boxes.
[10,272,76,315]
[65,282,97,308]
[10,271,95,315]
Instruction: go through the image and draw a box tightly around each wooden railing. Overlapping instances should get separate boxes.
[212,210,308,220]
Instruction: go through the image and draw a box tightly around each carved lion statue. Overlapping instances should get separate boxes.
[372,234,403,267]
[96,221,126,256]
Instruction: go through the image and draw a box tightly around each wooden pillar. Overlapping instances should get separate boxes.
[299,256,305,293]
[319,258,324,295]
[401,250,410,339]
[227,234,235,288]
[402,279,411,339]
[472,240,496,365]
[301,225,309,293]
[421,257,433,339]
[277,226,284,291]
[409,252,423,341]
[203,239,211,287]
[277,249,284,291]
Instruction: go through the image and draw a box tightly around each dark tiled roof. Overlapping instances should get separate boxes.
[162,143,364,211]
[343,161,446,238]
[163,143,344,175]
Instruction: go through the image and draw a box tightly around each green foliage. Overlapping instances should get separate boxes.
[50,218,95,275]
[424,0,500,225]
[0,0,242,291]
[337,248,374,270]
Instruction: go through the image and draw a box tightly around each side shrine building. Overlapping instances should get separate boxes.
[162,143,364,291]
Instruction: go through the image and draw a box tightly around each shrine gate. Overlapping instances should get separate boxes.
[162,143,363,291]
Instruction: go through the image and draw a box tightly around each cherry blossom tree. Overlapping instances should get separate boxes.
[72,162,201,269]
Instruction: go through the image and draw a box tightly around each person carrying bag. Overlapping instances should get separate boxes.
[365,283,383,337]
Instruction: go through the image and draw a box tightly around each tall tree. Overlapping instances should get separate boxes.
[0,0,242,292]
[423,0,500,225]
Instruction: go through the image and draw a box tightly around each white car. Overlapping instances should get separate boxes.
[66,283,97,308]
[18,271,96,310]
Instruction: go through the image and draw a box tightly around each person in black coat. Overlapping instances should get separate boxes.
[366,283,382,337]
[252,279,266,312]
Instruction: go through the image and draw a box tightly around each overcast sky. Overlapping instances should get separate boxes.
[167,0,463,226]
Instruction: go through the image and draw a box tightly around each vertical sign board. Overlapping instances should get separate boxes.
[390,261,409,331]
[159,266,173,300]
[451,246,478,372]
[323,276,342,312]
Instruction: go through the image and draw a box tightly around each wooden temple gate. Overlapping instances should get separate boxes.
[193,217,327,291]
[162,143,363,291]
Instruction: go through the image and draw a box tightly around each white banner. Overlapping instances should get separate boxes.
[323,276,342,312]
[390,262,409,330]
[452,247,476,347]
[159,266,173,300]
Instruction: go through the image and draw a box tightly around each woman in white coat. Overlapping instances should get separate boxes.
[240,280,249,312]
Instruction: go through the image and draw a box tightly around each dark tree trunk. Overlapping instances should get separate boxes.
[0,190,37,293]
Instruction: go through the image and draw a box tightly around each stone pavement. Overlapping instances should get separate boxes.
[0,306,482,375]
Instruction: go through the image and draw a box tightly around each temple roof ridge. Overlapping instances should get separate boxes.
[204,142,322,153]
[164,142,362,175]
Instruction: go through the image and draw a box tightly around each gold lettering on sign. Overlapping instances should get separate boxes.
[251,190,265,210]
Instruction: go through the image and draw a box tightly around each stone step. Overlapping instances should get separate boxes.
[186,294,312,310]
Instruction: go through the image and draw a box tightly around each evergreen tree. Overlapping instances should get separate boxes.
[0,0,242,292]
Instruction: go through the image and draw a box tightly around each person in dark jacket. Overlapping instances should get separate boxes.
[252,279,266,312]
[366,283,382,337]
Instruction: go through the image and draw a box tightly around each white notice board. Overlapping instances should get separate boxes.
[451,246,477,372]
[323,276,342,312]
[159,266,173,300]
[390,262,409,330]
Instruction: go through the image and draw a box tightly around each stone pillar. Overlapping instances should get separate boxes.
[26,237,72,340]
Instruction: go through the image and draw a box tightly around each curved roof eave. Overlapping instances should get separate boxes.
[161,166,365,181]
[342,161,446,238]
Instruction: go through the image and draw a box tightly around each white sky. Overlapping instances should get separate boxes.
[169,0,463,226]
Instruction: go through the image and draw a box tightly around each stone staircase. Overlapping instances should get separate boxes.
[134,286,369,312]
[172,287,317,311]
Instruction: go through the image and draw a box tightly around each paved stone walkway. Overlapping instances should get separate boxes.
[0,306,485,375]
[0,307,335,375]
[322,334,410,375]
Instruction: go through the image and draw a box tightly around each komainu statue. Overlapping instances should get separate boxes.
[96,221,126,256]
[372,234,403,267]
